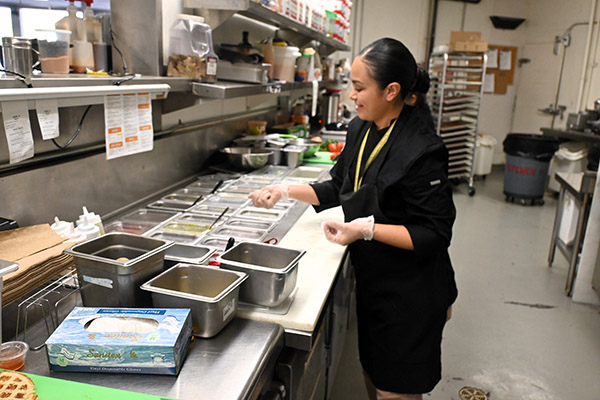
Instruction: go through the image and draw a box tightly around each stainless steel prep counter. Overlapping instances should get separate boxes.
[21,317,284,400]
[13,164,350,400]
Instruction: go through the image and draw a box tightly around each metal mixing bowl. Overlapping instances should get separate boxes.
[220,147,273,171]
[288,138,320,158]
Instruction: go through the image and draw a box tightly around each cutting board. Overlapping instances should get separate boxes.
[2,370,176,400]
[303,151,336,165]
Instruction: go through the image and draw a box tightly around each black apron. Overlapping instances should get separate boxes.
[340,120,452,394]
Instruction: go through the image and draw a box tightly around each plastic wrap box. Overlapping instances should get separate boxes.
[46,307,192,375]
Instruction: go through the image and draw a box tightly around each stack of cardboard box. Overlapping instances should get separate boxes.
[449,31,488,52]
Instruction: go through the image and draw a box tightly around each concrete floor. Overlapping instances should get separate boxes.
[330,166,600,400]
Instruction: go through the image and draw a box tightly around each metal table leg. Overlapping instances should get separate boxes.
[548,186,566,267]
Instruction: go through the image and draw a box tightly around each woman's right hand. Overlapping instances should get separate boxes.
[248,184,289,209]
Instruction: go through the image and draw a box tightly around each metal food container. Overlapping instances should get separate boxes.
[188,204,236,217]
[288,138,320,158]
[220,147,273,171]
[217,242,305,307]
[105,209,177,234]
[249,165,291,177]
[223,218,275,232]
[164,244,215,270]
[233,207,286,222]
[286,166,325,181]
[282,145,305,168]
[211,226,267,241]
[148,230,198,244]
[199,236,235,251]
[147,199,191,212]
[65,233,173,308]
[141,264,247,338]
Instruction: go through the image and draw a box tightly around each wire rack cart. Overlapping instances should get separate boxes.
[428,52,487,196]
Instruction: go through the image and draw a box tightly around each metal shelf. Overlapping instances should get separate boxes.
[239,2,350,52]
[0,75,191,92]
[0,80,171,109]
[192,80,320,99]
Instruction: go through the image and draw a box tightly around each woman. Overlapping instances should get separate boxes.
[249,38,457,399]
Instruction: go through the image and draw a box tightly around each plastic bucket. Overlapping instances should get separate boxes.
[272,46,300,82]
[473,134,497,176]
[503,133,558,199]
[547,142,588,192]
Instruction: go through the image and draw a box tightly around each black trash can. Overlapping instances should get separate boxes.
[503,133,559,205]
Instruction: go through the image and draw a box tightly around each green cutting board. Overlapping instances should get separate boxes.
[3,370,176,400]
[303,151,336,165]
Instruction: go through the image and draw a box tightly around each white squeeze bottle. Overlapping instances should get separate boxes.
[76,206,105,235]
[50,216,73,237]
[77,214,100,240]
[55,0,81,68]
[65,224,87,243]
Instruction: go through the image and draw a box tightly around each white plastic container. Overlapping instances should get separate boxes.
[473,134,497,176]
[272,46,301,82]
[548,143,588,192]
[558,191,580,245]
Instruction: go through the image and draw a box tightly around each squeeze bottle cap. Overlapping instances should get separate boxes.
[65,224,87,243]
[77,214,101,240]
[50,216,73,237]
[76,206,105,234]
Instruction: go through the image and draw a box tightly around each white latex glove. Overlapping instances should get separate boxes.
[322,215,375,245]
[248,184,289,209]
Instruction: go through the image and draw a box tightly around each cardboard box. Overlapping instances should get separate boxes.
[46,307,193,375]
[449,31,488,53]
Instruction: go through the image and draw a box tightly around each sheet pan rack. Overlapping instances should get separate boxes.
[427,52,488,196]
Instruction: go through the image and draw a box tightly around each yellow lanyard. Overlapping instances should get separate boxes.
[354,119,397,192]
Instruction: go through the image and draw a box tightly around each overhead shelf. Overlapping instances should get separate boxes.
[238,2,350,52]
[1,74,324,103]
[0,82,170,109]
[0,75,191,92]
[192,80,320,99]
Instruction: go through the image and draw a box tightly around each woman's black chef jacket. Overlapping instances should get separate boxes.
[311,105,458,394]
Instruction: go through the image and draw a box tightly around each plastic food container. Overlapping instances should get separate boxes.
[272,46,301,82]
[0,341,29,370]
[35,29,71,74]
[248,120,267,136]
[141,264,247,338]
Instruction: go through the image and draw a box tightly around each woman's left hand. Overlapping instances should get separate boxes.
[322,216,374,246]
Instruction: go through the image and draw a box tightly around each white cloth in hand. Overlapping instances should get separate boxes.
[322,215,375,245]
[248,184,289,209]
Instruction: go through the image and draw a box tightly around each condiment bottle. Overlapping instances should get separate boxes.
[76,206,105,234]
[50,216,73,237]
[65,224,87,243]
[77,214,100,240]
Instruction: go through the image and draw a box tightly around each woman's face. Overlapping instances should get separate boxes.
[349,56,393,123]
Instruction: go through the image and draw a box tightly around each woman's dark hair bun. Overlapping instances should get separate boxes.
[412,65,430,94]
